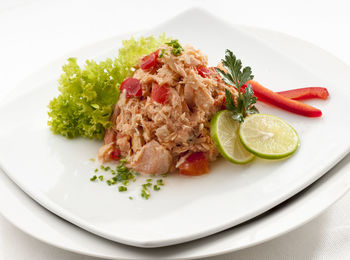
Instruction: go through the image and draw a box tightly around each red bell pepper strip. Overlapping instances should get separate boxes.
[247,80,322,117]
[277,87,329,100]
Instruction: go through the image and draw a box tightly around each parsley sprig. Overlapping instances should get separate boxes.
[215,50,259,122]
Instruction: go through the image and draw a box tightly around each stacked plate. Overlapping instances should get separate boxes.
[1,9,350,259]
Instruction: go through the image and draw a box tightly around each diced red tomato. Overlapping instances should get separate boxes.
[110,147,121,161]
[179,152,209,176]
[195,65,212,78]
[120,78,142,98]
[140,50,159,70]
[151,83,169,104]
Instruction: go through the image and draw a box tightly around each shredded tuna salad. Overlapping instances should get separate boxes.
[98,42,237,175]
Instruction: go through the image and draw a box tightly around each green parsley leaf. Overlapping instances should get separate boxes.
[90,175,97,181]
[215,49,259,122]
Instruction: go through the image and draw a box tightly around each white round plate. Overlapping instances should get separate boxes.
[0,9,349,248]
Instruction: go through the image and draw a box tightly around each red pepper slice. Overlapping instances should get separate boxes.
[110,147,121,161]
[195,65,212,78]
[151,83,169,104]
[120,78,142,98]
[247,80,322,117]
[179,152,209,176]
[140,50,159,70]
[277,87,329,100]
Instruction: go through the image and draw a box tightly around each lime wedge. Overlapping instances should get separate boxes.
[210,110,254,164]
[239,114,299,159]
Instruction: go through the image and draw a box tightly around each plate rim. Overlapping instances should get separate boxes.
[1,154,349,260]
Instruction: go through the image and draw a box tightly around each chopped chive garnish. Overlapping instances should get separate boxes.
[142,183,152,189]
[90,160,166,199]
[118,186,127,192]
[107,178,117,185]
[141,189,150,199]
[159,49,167,58]
[166,39,184,56]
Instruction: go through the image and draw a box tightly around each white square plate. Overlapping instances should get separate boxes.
[0,9,349,248]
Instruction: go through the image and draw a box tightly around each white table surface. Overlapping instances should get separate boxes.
[0,0,349,259]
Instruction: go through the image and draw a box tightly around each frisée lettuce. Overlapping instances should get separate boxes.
[48,34,169,140]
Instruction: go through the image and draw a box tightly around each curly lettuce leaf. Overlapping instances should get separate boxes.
[48,34,169,140]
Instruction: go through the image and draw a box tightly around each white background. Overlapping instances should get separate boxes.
[0,0,349,259]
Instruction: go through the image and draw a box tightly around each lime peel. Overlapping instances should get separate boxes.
[210,110,254,164]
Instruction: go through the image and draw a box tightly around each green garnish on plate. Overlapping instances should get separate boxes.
[215,49,259,123]
[166,39,184,56]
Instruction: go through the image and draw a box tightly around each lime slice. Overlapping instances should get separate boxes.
[239,114,299,159]
[210,110,254,164]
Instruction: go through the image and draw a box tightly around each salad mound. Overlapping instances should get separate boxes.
[98,42,236,175]
[47,35,169,139]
